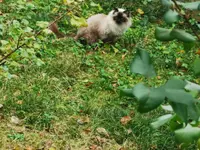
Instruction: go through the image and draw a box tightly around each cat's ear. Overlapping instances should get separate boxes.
[124,10,131,17]
[113,7,118,13]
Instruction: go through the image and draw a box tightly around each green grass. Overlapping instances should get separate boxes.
[0,22,198,149]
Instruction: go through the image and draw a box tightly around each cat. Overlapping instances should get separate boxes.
[49,8,132,44]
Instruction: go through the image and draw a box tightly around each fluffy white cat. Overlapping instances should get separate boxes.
[49,8,132,44]
[74,8,132,43]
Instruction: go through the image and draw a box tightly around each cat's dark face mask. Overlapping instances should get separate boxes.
[112,8,131,25]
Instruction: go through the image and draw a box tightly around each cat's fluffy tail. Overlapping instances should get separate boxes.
[49,22,66,38]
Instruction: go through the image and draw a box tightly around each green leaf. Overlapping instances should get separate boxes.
[43,29,52,34]
[175,124,200,143]
[165,78,186,90]
[90,2,103,11]
[164,9,180,24]
[90,2,98,6]
[0,40,9,45]
[133,83,150,104]
[155,27,174,41]
[166,89,194,105]
[36,58,45,66]
[180,2,200,10]
[164,78,199,122]
[169,115,183,131]
[111,46,119,53]
[120,88,134,97]
[26,3,35,9]
[0,24,3,30]
[13,20,20,28]
[133,84,165,113]
[64,0,75,5]
[161,0,174,7]
[183,42,195,52]
[188,103,199,121]
[151,114,173,129]
[189,90,199,98]
[161,105,173,111]
[70,16,88,27]
[185,81,200,92]
[130,48,156,77]
[166,90,199,122]
[170,102,188,123]
[193,57,200,76]
[36,21,49,28]
[20,50,29,58]
[171,29,196,43]
[21,19,29,25]
[24,27,33,33]
[33,43,41,49]
[138,87,165,113]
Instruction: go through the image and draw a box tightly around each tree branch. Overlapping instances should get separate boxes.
[0,43,26,65]
[172,0,200,41]
[0,12,67,65]
[0,3,79,66]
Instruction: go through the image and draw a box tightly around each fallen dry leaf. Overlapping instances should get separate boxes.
[0,114,4,120]
[77,116,90,125]
[96,127,109,137]
[11,116,21,125]
[176,58,182,67]
[26,146,33,150]
[13,90,21,96]
[127,128,132,134]
[196,49,200,55]
[0,0,3,3]
[119,147,126,150]
[16,100,23,105]
[3,95,7,100]
[120,116,131,125]
[101,51,106,54]
[95,136,107,144]
[45,140,53,149]
[85,82,94,87]
[112,83,118,87]
[65,145,71,150]
[129,110,135,117]
[0,104,3,109]
[150,144,157,150]
[181,69,187,72]
[83,128,91,134]
[122,53,127,60]
[90,145,98,150]
[7,124,25,133]
[13,145,21,150]
[39,131,46,137]
[157,76,161,80]
[137,8,144,15]
[178,50,185,54]
[86,51,94,55]
[12,74,19,79]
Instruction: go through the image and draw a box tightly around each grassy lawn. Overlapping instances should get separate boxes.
[0,1,198,149]
[1,23,193,149]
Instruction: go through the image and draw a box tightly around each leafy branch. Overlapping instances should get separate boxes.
[172,0,200,41]
[0,13,67,65]
[122,48,200,146]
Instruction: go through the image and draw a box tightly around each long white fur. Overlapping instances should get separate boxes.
[75,8,132,43]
